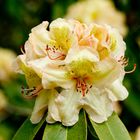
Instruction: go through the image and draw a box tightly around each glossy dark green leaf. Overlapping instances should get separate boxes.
[43,110,87,140]
[12,116,45,140]
[43,122,67,140]
[90,112,131,140]
[67,110,87,140]
[87,117,99,140]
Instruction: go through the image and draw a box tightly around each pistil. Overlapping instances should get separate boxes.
[118,56,136,74]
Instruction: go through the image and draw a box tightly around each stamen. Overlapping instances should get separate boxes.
[46,45,66,60]
[21,85,43,99]
[75,78,91,96]
[118,56,136,74]
[125,64,136,74]
[118,56,129,66]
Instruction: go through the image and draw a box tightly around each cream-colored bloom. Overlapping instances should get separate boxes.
[41,47,127,125]
[65,0,127,36]
[24,18,75,62]
[0,48,16,82]
[13,18,76,123]
[14,18,130,126]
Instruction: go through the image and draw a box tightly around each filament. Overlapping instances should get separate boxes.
[21,85,43,99]
[75,78,92,96]
[46,45,66,60]
[125,64,136,74]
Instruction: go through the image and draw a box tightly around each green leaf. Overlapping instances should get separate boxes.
[67,110,87,140]
[89,112,131,140]
[43,110,87,140]
[12,116,46,140]
[87,117,99,140]
[43,122,66,140]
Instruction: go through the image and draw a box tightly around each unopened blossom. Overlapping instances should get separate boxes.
[0,48,16,82]
[65,0,127,36]
[14,18,133,126]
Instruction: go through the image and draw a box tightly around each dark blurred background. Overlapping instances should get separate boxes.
[0,0,140,139]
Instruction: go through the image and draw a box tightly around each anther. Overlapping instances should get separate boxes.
[46,45,66,60]
[89,85,92,88]
[21,85,43,99]
[118,56,129,66]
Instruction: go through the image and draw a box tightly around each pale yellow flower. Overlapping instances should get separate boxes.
[14,18,77,93]
[14,18,131,126]
[24,18,75,62]
[13,18,76,123]
[0,48,16,82]
[65,0,127,36]
[40,35,129,125]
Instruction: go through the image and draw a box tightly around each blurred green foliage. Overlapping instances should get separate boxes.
[0,0,140,139]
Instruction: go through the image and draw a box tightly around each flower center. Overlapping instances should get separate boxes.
[66,59,94,96]
[46,45,66,60]
[73,77,92,96]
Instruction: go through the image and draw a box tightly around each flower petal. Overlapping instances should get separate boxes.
[25,21,52,61]
[27,57,53,78]
[46,90,61,123]
[30,90,49,124]
[64,43,99,64]
[13,55,41,87]
[107,25,126,60]
[42,65,74,89]
[91,57,124,87]
[82,87,113,123]
[49,18,74,53]
[55,89,82,126]
[106,78,128,101]
[31,21,50,44]
[30,89,59,124]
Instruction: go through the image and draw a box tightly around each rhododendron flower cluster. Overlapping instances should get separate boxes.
[14,18,134,126]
